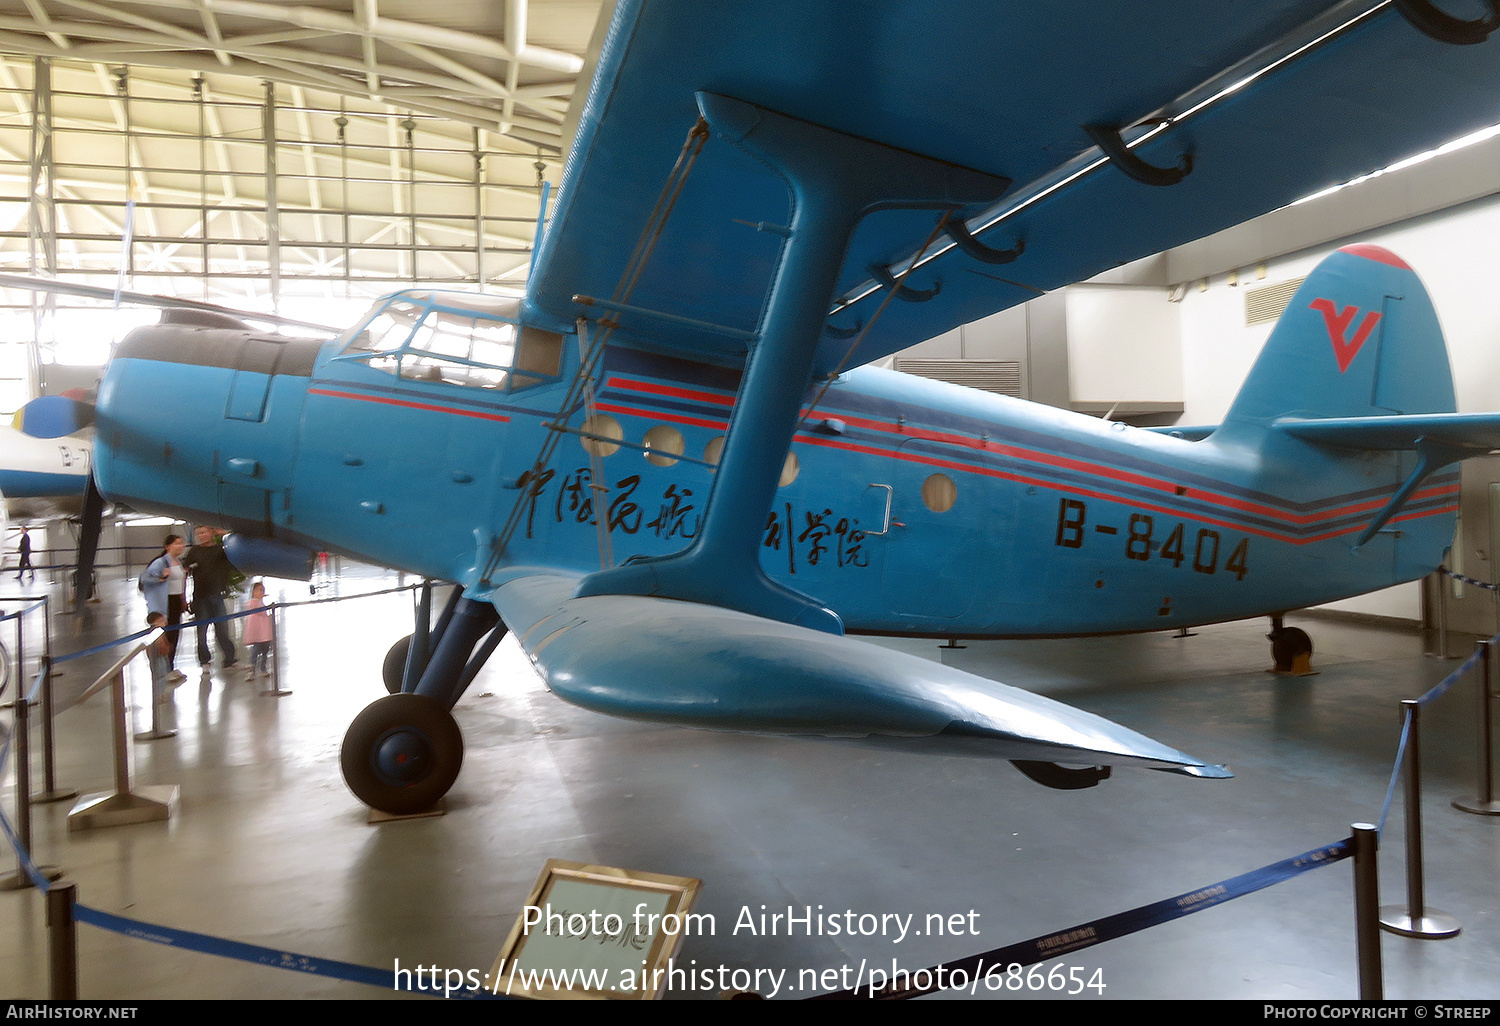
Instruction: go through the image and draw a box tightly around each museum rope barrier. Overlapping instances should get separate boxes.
[1369,627,1500,940]
[0,580,524,999]
[12,544,167,572]
[1429,567,1499,658]
[0,597,60,892]
[2,604,1496,999]
[814,836,1366,1000]
[819,626,1500,1001]
[1439,566,1500,593]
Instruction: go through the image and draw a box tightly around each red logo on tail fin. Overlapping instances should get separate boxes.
[1308,298,1381,374]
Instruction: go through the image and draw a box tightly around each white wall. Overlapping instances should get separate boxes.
[1178,193,1500,424]
[1066,287,1182,408]
[1175,192,1500,620]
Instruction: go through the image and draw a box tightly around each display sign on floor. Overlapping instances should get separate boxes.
[492,859,702,1000]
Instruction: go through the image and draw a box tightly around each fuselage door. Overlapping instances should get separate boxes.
[881,438,1003,622]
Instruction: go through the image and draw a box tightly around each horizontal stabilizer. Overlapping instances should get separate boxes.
[492,573,1229,779]
[13,395,93,438]
[1275,413,1500,453]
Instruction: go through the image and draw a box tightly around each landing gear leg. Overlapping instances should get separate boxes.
[1267,614,1316,676]
[342,591,508,814]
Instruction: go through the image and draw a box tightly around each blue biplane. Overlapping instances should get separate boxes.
[81,0,1500,813]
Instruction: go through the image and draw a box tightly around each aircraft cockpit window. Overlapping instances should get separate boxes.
[336,294,562,392]
[399,313,515,388]
[347,301,424,356]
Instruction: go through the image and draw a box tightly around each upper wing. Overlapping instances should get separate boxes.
[526,1,1500,373]
[491,571,1230,779]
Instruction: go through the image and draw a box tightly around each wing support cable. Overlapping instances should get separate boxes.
[804,213,955,426]
[487,118,712,579]
[1082,123,1195,187]
[1392,0,1500,44]
[571,294,757,345]
[577,319,614,571]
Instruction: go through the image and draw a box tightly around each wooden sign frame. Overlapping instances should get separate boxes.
[492,859,703,1000]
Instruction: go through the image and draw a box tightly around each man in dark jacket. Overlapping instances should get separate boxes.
[184,526,238,670]
[15,526,32,581]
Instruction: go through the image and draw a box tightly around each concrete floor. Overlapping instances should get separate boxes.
[2,568,1498,1001]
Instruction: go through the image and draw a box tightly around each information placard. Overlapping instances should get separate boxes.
[492,859,702,1000]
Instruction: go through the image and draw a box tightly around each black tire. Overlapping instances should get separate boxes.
[1269,625,1313,672]
[340,693,463,815]
[382,634,412,694]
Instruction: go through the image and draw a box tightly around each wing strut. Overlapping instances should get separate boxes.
[575,93,1009,632]
[1353,438,1472,548]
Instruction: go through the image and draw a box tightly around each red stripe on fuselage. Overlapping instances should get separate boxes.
[604,376,735,407]
[796,433,1457,543]
[308,387,511,423]
[583,381,1462,539]
[593,401,727,432]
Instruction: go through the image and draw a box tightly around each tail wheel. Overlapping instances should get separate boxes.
[382,634,412,694]
[340,693,462,815]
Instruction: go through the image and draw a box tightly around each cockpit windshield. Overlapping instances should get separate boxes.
[338,291,562,391]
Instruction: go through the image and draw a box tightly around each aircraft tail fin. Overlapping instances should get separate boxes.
[1217,245,1455,436]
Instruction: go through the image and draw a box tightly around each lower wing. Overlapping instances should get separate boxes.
[491,572,1230,784]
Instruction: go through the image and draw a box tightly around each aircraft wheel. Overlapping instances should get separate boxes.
[382,634,412,694]
[1268,624,1315,675]
[340,693,463,815]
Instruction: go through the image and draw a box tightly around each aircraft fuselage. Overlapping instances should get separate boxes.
[94,308,1455,638]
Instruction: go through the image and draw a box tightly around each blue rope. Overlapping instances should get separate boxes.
[1419,644,1485,707]
[816,838,1354,999]
[1440,566,1500,592]
[1378,712,1412,836]
[51,583,420,665]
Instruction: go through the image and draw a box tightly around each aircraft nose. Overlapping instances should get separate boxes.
[94,320,327,532]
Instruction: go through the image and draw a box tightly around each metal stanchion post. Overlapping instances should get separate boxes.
[1454,638,1500,815]
[35,596,71,801]
[2,677,62,890]
[1,687,33,890]
[1352,824,1383,1000]
[47,881,78,999]
[1380,700,1460,938]
[271,603,279,692]
[1436,573,1452,660]
[33,652,77,805]
[263,602,290,697]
